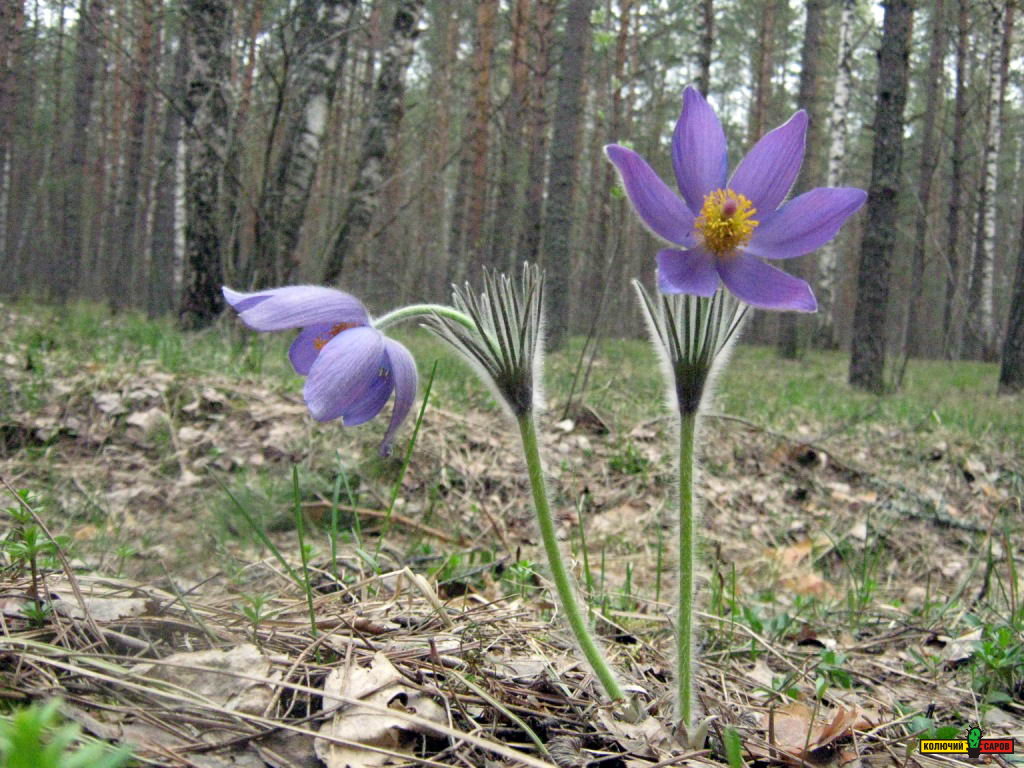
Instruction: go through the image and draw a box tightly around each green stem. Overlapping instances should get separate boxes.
[516,412,625,702]
[374,304,476,332]
[677,410,697,729]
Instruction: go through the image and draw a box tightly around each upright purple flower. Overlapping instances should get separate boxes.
[606,87,866,311]
[223,286,417,456]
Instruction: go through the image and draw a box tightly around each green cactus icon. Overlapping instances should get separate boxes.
[968,727,981,749]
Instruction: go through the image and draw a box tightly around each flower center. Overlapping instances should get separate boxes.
[313,322,360,351]
[694,189,758,256]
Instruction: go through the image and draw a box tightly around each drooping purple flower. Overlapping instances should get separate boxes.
[222,286,418,456]
[606,87,866,312]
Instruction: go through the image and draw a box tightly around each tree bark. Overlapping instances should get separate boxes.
[998,206,1024,393]
[464,0,497,285]
[815,0,855,348]
[542,0,592,349]
[777,0,826,360]
[492,0,531,274]
[254,0,358,288]
[964,1,1013,361]
[148,32,188,317]
[517,0,557,266]
[54,0,105,304]
[179,0,233,330]
[942,0,969,358]
[849,0,914,393]
[110,0,157,310]
[0,0,26,276]
[321,0,424,308]
[696,0,713,96]
[902,0,947,360]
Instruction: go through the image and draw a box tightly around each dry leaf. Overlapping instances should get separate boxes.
[316,651,446,768]
[754,701,860,764]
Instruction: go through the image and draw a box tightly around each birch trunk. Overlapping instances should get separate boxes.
[814,0,855,348]
[943,0,969,358]
[998,205,1024,392]
[964,2,1012,361]
[179,0,233,330]
[255,0,358,287]
[321,0,424,308]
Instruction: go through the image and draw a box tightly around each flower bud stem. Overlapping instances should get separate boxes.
[517,412,625,702]
[677,409,697,729]
[374,304,476,333]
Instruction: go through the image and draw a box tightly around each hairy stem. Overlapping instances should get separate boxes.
[677,409,697,728]
[374,304,476,332]
[517,412,625,702]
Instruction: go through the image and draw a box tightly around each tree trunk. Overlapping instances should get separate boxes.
[777,0,826,360]
[179,0,233,330]
[517,0,556,265]
[0,0,26,276]
[321,0,425,309]
[492,0,531,274]
[814,0,855,348]
[942,0,969,358]
[542,0,592,349]
[148,32,188,317]
[54,0,105,304]
[464,0,497,285]
[109,0,156,310]
[998,205,1024,393]
[964,1,1013,361]
[696,0,713,96]
[849,0,914,393]
[902,0,947,360]
[254,0,357,288]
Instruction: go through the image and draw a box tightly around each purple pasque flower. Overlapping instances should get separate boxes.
[606,87,866,312]
[222,285,417,457]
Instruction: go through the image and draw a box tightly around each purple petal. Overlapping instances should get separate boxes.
[341,359,394,426]
[288,324,333,375]
[222,285,369,331]
[672,87,728,213]
[745,187,867,260]
[303,327,384,422]
[716,253,817,312]
[377,339,418,457]
[657,247,720,296]
[605,144,696,246]
[728,110,808,213]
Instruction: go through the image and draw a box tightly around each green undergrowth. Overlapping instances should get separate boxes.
[6,300,1021,446]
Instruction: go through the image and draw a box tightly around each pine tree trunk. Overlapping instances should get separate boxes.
[148,32,188,317]
[109,0,156,310]
[943,0,969,358]
[849,0,914,393]
[464,0,497,285]
[518,0,556,265]
[964,1,1012,361]
[777,0,826,360]
[492,0,530,274]
[179,0,233,330]
[543,0,592,349]
[321,0,424,308]
[697,0,713,96]
[998,206,1024,393]
[0,0,26,276]
[902,0,947,360]
[814,0,855,348]
[55,0,105,304]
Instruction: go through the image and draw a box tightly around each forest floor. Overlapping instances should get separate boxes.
[1,298,1022,768]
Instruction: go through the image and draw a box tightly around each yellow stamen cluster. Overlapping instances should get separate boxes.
[694,188,758,256]
[313,321,360,351]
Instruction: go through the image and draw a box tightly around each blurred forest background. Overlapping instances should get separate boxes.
[1,0,1023,391]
